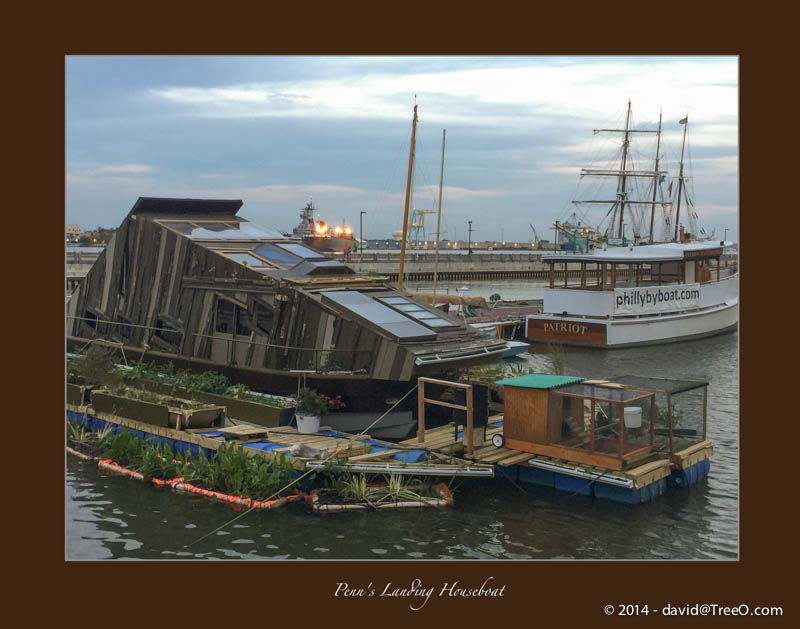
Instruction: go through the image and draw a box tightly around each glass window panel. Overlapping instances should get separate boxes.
[393,304,425,312]
[275,243,327,259]
[380,321,437,340]
[409,311,441,320]
[162,221,286,240]
[158,221,196,235]
[253,243,301,266]
[378,297,411,305]
[222,252,269,266]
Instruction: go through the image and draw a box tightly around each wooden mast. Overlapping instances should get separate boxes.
[673,114,688,242]
[616,100,632,239]
[432,128,446,299]
[648,110,663,243]
[398,103,418,291]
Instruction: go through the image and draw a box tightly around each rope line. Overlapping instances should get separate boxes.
[185,384,419,549]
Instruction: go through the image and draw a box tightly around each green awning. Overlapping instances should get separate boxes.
[495,374,584,389]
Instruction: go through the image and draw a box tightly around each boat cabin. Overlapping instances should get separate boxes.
[545,241,729,289]
[496,374,657,471]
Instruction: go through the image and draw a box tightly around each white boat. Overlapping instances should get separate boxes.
[526,103,738,348]
[501,339,530,358]
[469,320,530,357]
[526,241,738,347]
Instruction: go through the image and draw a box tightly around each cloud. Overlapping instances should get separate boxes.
[416,184,507,200]
[146,58,738,135]
[67,162,155,189]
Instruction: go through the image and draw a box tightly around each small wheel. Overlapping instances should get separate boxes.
[492,433,505,448]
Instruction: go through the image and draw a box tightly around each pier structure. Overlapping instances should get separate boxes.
[338,251,653,282]
[66,246,736,291]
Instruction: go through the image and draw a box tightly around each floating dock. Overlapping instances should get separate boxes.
[66,403,495,478]
[67,370,714,506]
[396,415,712,504]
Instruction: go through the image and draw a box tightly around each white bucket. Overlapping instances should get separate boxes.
[296,414,321,434]
[623,406,642,429]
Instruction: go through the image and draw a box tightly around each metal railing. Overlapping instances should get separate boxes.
[66,315,373,374]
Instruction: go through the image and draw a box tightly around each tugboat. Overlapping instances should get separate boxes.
[66,197,507,414]
[292,199,358,254]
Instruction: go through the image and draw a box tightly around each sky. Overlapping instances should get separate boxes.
[66,56,739,243]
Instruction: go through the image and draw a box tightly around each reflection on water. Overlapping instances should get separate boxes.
[66,281,738,561]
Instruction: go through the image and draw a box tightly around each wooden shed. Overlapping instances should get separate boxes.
[496,374,656,471]
[496,374,585,447]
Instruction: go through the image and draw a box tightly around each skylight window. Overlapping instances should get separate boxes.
[275,243,327,259]
[375,295,458,329]
[158,220,285,241]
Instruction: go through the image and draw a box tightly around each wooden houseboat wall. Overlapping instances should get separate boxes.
[67,198,505,410]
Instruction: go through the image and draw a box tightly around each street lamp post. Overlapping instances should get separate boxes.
[468,220,473,254]
[360,211,366,262]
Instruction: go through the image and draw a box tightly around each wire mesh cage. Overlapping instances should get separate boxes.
[549,383,655,468]
[609,376,709,456]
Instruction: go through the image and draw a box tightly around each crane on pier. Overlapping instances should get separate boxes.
[408,209,437,247]
[529,224,540,249]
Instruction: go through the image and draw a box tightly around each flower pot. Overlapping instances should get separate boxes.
[296,413,321,434]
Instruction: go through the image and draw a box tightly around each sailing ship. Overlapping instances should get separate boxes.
[526,103,738,348]
[292,199,358,254]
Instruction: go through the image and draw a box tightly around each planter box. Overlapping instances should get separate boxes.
[67,382,94,406]
[122,379,292,427]
[90,390,225,429]
[90,391,169,427]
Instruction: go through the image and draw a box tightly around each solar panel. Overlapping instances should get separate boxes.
[418,318,456,328]
[321,291,435,340]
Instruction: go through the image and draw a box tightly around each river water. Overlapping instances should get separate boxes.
[65,280,738,560]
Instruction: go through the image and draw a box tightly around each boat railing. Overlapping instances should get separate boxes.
[67,315,373,374]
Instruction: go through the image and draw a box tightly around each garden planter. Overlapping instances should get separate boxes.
[66,382,95,406]
[118,379,292,427]
[89,390,225,429]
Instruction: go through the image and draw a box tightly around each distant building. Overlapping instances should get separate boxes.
[66,224,80,241]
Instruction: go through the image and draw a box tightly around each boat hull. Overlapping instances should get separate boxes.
[526,301,738,348]
[302,235,358,254]
[322,411,416,440]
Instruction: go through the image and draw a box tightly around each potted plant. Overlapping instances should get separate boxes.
[294,388,328,433]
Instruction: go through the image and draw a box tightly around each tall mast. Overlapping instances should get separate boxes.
[398,103,418,291]
[673,114,688,242]
[433,129,446,299]
[574,102,662,242]
[648,110,663,243]
[616,100,632,239]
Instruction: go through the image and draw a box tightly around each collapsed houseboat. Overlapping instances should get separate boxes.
[66,197,506,415]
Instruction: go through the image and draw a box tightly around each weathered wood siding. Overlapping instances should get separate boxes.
[503,387,550,445]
